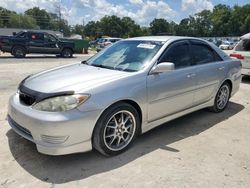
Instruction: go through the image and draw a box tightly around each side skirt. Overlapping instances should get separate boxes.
[141,98,214,134]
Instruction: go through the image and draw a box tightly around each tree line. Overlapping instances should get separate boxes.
[0,4,250,38]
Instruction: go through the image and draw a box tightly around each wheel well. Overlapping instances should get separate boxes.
[91,99,143,144]
[63,47,73,53]
[11,45,26,53]
[121,100,142,123]
[106,100,143,133]
[223,79,233,95]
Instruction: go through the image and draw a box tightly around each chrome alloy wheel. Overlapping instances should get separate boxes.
[217,84,230,110]
[103,110,136,151]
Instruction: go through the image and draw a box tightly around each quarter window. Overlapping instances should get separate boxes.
[160,43,191,69]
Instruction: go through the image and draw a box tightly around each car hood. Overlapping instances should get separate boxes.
[23,63,130,93]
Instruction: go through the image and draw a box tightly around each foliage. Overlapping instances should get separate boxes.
[0,4,250,38]
[25,7,50,29]
[149,18,171,35]
[0,7,16,27]
[9,14,37,29]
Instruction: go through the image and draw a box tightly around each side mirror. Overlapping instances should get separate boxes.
[150,62,175,74]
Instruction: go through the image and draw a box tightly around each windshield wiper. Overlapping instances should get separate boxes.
[121,68,137,72]
[81,60,88,65]
[114,67,137,72]
[91,64,114,70]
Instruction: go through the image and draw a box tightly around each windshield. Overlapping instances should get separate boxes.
[87,40,163,72]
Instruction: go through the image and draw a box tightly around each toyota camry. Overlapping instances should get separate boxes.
[8,36,241,156]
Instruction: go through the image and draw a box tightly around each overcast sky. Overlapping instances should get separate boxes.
[0,0,249,26]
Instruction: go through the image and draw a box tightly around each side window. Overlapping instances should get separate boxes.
[44,34,57,42]
[44,34,49,41]
[28,33,44,41]
[191,44,216,65]
[49,35,57,42]
[242,40,250,51]
[160,42,191,69]
[235,39,250,51]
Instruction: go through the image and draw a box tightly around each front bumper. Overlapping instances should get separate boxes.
[8,94,102,155]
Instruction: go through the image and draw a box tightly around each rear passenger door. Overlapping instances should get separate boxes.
[190,40,227,106]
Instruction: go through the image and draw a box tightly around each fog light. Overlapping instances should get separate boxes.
[41,135,69,144]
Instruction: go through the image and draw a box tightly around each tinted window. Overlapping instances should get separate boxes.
[235,39,250,51]
[160,42,191,69]
[16,32,27,38]
[110,39,120,43]
[44,34,57,42]
[191,44,219,65]
[28,33,44,41]
[49,35,57,42]
[242,40,250,51]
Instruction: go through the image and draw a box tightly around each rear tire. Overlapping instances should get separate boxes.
[92,102,140,156]
[12,46,26,58]
[209,82,231,113]
[61,48,73,58]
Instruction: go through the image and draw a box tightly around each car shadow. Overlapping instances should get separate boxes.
[242,75,250,84]
[6,102,244,184]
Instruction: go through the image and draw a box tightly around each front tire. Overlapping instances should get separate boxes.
[210,82,231,113]
[92,103,140,156]
[61,48,73,58]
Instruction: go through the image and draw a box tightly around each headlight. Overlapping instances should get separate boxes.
[32,94,89,112]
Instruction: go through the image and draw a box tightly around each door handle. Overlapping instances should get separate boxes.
[218,67,225,71]
[187,73,196,78]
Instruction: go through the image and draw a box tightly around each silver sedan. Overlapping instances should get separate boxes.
[8,36,242,156]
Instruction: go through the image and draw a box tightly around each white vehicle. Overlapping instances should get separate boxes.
[230,33,250,76]
[97,37,122,51]
[219,41,234,50]
[102,37,122,46]
[98,37,121,48]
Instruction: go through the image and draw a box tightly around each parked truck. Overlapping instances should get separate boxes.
[0,31,75,58]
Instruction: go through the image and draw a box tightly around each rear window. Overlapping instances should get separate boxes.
[16,32,27,38]
[235,39,250,51]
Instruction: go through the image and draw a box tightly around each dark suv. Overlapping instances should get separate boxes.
[0,31,74,58]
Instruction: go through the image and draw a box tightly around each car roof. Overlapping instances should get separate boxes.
[125,36,204,42]
[105,37,122,40]
[22,30,53,34]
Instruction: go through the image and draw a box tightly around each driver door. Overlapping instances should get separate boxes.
[147,40,197,122]
[43,34,61,54]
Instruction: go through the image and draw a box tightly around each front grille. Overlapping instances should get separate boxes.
[19,92,36,106]
[8,116,33,139]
